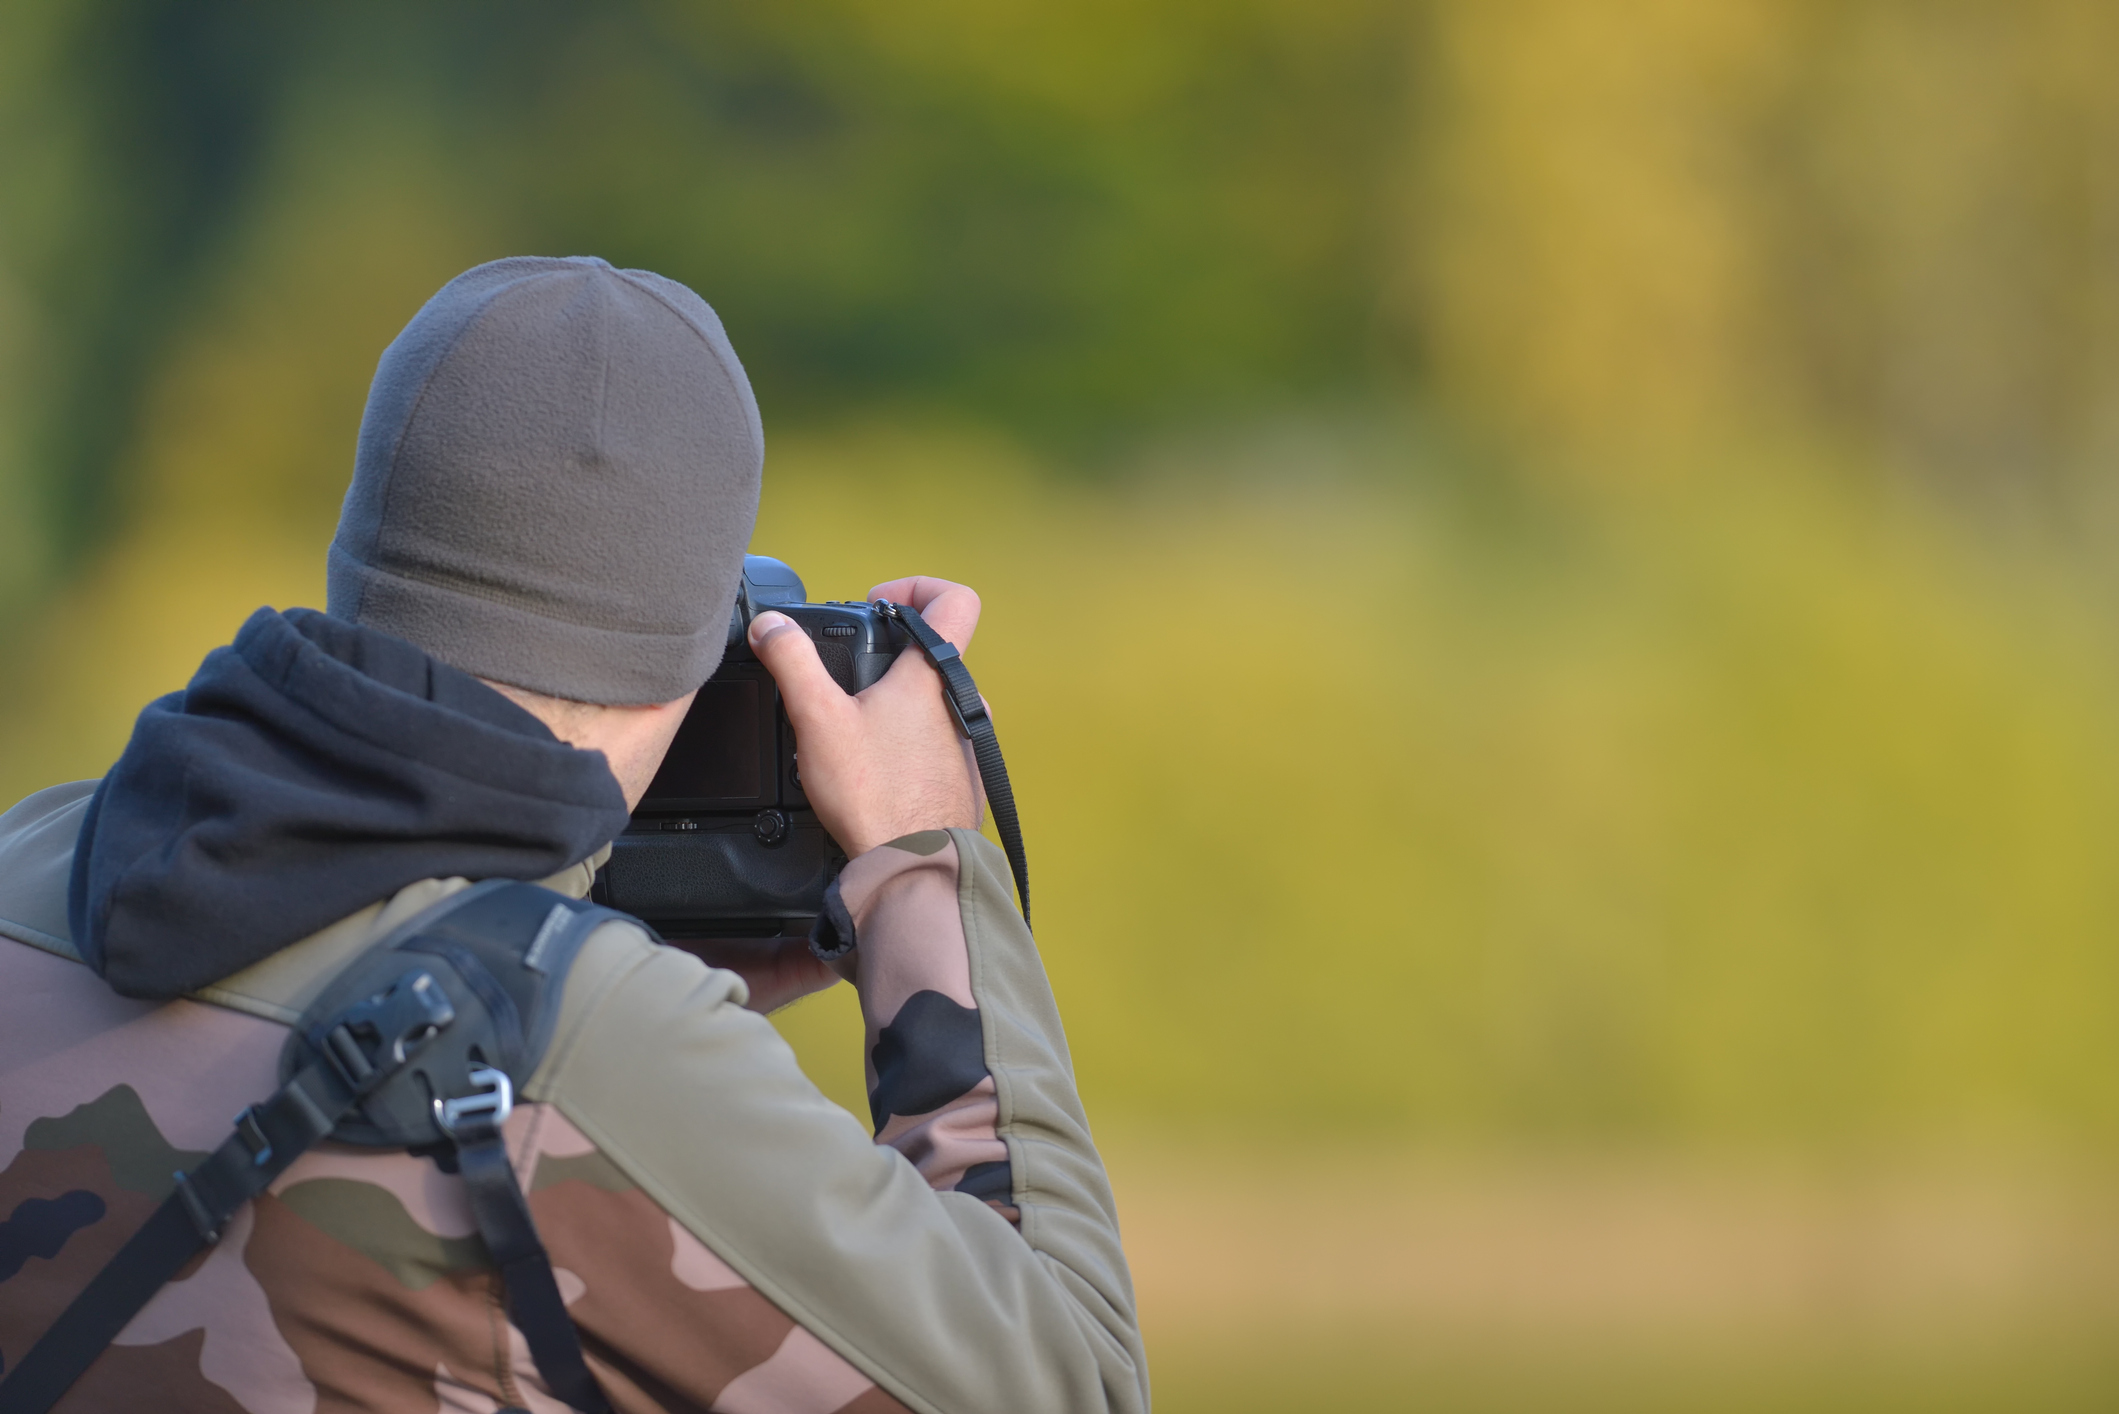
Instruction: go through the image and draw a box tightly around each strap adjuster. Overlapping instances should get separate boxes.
[233,1107,273,1167]
[435,1066,514,1138]
[172,1170,220,1245]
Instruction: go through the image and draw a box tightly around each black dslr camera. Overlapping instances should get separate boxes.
[591,555,913,939]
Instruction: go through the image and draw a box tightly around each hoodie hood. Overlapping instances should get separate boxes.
[69,607,632,999]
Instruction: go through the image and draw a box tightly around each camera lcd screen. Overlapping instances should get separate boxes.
[643,679,763,803]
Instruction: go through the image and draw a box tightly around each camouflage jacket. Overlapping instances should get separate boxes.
[0,780,1146,1413]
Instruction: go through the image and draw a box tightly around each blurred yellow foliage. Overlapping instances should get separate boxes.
[1414,0,1791,460]
[1410,0,2119,501]
[761,429,2119,1148]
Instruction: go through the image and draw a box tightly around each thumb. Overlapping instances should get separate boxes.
[748,611,848,733]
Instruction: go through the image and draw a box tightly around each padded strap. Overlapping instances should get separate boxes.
[875,599,1031,926]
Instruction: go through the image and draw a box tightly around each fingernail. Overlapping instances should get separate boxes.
[749,611,792,643]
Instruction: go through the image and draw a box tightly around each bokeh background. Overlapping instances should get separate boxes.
[9,2,2119,1409]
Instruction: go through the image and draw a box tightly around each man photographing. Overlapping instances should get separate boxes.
[0,257,1146,1413]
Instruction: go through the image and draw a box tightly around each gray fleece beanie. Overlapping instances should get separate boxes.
[327,255,763,704]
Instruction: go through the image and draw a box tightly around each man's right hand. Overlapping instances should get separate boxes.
[747,576,986,859]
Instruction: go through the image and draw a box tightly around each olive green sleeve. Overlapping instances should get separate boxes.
[527,828,1148,1414]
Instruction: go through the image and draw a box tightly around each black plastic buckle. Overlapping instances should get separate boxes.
[939,668,988,733]
[321,970,456,1093]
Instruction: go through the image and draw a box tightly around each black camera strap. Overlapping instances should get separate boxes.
[444,1092,613,1414]
[874,600,1031,926]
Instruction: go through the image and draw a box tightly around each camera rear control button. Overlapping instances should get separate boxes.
[753,809,790,847]
[666,819,700,832]
[822,624,857,637]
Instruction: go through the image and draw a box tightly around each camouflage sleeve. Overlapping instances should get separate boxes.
[527,827,1147,1414]
[817,831,1015,1217]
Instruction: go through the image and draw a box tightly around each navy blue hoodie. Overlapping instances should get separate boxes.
[69,607,631,999]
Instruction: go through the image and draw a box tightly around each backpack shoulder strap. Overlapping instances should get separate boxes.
[288,880,624,1413]
[281,879,627,1149]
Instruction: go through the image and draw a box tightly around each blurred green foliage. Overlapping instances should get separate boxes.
[0,0,1402,567]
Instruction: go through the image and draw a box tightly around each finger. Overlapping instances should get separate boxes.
[867,574,937,605]
[748,611,850,736]
[867,575,974,623]
[868,577,981,651]
[675,937,841,1013]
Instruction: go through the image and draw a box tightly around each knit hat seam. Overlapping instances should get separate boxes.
[610,269,764,454]
[591,281,612,465]
[361,274,541,587]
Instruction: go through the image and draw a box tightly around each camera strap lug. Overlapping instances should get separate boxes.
[873,599,1031,926]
